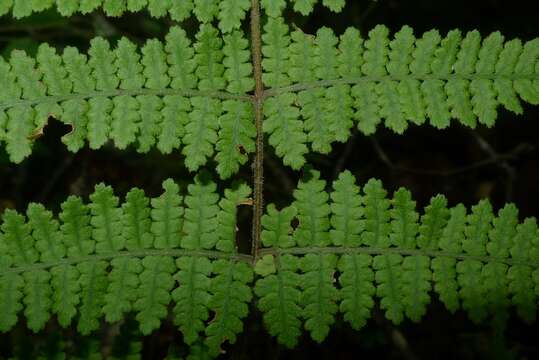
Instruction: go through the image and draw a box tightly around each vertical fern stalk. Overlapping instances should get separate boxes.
[250,0,265,261]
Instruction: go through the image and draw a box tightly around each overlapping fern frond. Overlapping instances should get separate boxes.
[0,175,253,356]
[255,169,539,347]
[262,23,539,169]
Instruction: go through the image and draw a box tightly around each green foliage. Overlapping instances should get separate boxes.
[0,177,253,353]
[1,0,250,32]
[0,168,538,357]
[1,0,539,358]
[0,25,254,178]
[1,21,536,174]
[262,24,539,168]
[256,169,539,347]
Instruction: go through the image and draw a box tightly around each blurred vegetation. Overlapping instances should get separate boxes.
[0,0,538,359]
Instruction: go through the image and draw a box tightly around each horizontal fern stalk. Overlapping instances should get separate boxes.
[0,22,537,177]
[1,169,538,352]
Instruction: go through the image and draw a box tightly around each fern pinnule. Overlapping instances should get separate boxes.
[151,178,183,249]
[205,260,253,356]
[216,183,252,252]
[254,254,303,348]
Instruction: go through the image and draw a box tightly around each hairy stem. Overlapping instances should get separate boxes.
[250,0,265,262]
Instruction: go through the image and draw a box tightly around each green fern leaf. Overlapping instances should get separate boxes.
[362,178,391,247]
[292,0,316,15]
[261,25,539,168]
[509,218,539,321]
[60,196,93,257]
[329,170,363,247]
[261,204,297,248]
[0,270,24,332]
[459,199,494,323]
[301,253,339,342]
[104,257,142,323]
[172,256,212,344]
[89,184,124,253]
[2,210,52,332]
[205,261,253,356]
[390,188,430,321]
[323,0,345,12]
[216,100,255,179]
[77,260,108,334]
[122,188,154,250]
[256,169,539,345]
[182,172,220,250]
[27,203,64,262]
[329,171,374,329]
[151,179,183,249]
[254,254,302,348]
[263,93,307,169]
[218,0,250,33]
[135,255,176,334]
[193,0,218,23]
[431,204,463,313]
[292,170,331,247]
[223,31,254,94]
[50,264,80,327]
[2,210,38,265]
[169,0,194,22]
[166,27,197,91]
[338,254,374,330]
[261,0,286,18]
[262,18,291,88]
[216,183,252,252]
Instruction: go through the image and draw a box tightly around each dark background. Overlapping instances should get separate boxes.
[0,0,538,358]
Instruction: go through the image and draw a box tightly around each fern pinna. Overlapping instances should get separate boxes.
[255,169,539,347]
[1,170,538,353]
[0,174,253,357]
[1,22,538,174]
[0,0,539,358]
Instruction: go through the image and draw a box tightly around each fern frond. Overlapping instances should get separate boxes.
[0,26,254,177]
[256,168,539,346]
[0,176,253,353]
[263,24,539,167]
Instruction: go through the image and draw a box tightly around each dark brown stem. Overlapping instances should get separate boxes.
[250,0,265,263]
